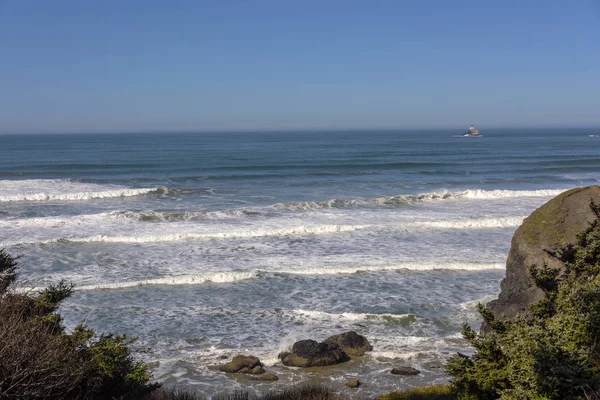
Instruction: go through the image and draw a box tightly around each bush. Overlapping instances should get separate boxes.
[445,201,600,399]
[0,250,159,399]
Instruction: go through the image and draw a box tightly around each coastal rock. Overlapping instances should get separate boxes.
[218,355,262,373]
[250,372,278,381]
[324,331,372,356]
[279,339,350,367]
[391,366,420,376]
[487,186,600,323]
[346,378,360,388]
[250,366,265,375]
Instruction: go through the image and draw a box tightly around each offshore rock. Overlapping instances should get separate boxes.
[218,355,262,373]
[391,366,420,376]
[324,331,372,356]
[346,378,360,388]
[250,372,279,381]
[279,339,350,367]
[487,186,600,322]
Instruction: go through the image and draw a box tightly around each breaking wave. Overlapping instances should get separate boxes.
[0,187,160,202]
[0,179,161,202]
[20,261,504,292]
[271,188,565,211]
[409,216,526,229]
[23,224,372,245]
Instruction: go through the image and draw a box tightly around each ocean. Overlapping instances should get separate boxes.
[1,128,599,397]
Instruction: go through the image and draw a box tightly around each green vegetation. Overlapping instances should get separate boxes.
[445,201,600,399]
[377,384,453,400]
[0,249,159,399]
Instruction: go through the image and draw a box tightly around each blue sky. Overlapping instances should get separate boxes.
[1,0,599,133]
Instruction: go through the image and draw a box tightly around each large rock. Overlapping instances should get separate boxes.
[324,331,371,356]
[279,339,350,367]
[391,366,420,376]
[218,355,262,373]
[488,186,600,321]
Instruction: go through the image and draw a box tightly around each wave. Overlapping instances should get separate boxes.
[0,188,159,202]
[409,216,526,229]
[113,209,261,222]
[1,214,525,246]
[0,179,160,202]
[271,188,566,211]
[18,262,503,292]
[20,224,372,245]
[287,309,415,322]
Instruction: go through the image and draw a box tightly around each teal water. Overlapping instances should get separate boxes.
[1,128,599,397]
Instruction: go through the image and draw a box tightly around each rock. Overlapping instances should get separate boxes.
[250,372,278,381]
[218,355,261,373]
[279,339,350,367]
[324,331,372,356]
[346,378,360,388]
[487,186,600,324]
[391,366,420,376]
[250,365,265,375]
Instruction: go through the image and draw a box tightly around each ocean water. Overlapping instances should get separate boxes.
[1,128,599,397]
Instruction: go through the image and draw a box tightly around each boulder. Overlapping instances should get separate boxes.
[279,339,350,367]
[250,372,279,381]
[324,331,371,356]
[250,366,265,375]
[218,355,262,373]
[346,378,360,388]
[391,366,420,376]
[487,186,600,322]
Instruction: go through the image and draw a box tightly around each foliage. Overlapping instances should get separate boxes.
[0,250,159,399]
[0,249,18,294]
[445,201,600,400]
[377,384,454,400]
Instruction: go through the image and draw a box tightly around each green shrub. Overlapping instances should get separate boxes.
[0,250,159,399]
[446,201,600,400]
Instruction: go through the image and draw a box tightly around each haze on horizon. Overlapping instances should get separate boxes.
[1,0,599,134]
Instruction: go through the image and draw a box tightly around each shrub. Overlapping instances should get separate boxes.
[445,201,600,400]
[0,250,159,399]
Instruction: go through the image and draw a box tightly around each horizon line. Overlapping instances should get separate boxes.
[1,124,600,136]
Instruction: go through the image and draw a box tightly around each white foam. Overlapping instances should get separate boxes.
[288,309,413,321]
[24,270,260,292]
[270,188,566,211]
[410,216,526,229]
[0,179,158,202]
[17,261,503,292]
[277,261,504,275]
[30,224,372,245]
[460,188,565,199]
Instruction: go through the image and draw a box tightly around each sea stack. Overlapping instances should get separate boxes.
[487,186,600,321]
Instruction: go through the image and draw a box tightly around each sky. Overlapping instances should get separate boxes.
[0,0,599,134]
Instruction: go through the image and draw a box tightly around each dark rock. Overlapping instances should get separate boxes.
[346,378,360,388]
[250,372,278,381]
[250,366,265,375]
[324,331,372,356]
[487,186,600,326]
[218,355,261,373]
[219,355,229,360]
[279,339,350,367]
[391,366,420,376]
